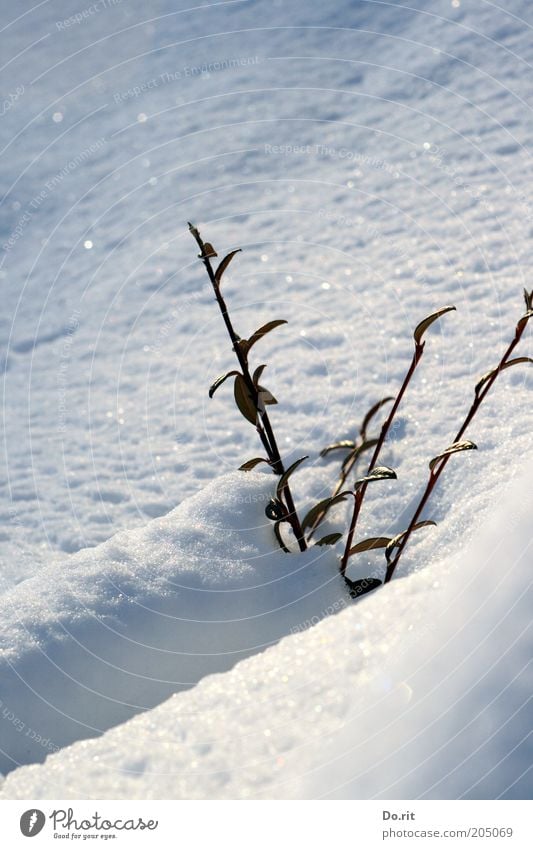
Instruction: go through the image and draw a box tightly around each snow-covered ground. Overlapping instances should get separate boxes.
[2,463,532,799]
[0,470,349,776]
[1,0,532,798]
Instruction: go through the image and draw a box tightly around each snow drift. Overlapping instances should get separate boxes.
[0,471,349,776]
[1,464,530,800]
[1,0,533,803]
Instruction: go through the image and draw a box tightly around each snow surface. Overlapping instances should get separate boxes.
[1,0,532,799]
[1,462,531,800]
[2,0,533,581]
[0,470,349,775]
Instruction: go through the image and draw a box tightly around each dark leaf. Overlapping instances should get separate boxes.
[354,465,397,488]
[252,364,267,386]
[265,499,285,521]
[241,319,288,358]
[385,520,437,563]
[301,493,350,531]
[239,457,270,471]
[274,520,290,553]
[340,439,379,474]
[199,241,217,259]
[429,440,477,472]
[236,339,249,358]
[214,249,242,284]
[320,440,357,458]
[348,537,392,556]
[315,532,343,547]
[277,456,308,499]
[475,357,533,396]
[257,386,278,406]
[233,374,257,424]
[209,370,240,399]
[345,577,382,599]
[516,310,533,334]
[413,305,456,345]
[523,289,533,312]
[360,396,394,439]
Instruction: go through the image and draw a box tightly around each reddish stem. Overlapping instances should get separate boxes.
[384,314,529,583]
[340,343,424,576]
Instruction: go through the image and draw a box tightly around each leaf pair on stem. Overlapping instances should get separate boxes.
[382,290,533,583]
[313,306,456,581]
[323,292,533,587]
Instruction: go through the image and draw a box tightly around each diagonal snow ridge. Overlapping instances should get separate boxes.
[0,470,350,776]
[1,463,531,800]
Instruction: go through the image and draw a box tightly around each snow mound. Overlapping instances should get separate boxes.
[0,471,349,776]
[2,466,530,800]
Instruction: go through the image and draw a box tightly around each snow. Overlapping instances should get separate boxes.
[0,469,349,775]
[2,0,533,579]
[1,462,531,800]
[1,0,532,799]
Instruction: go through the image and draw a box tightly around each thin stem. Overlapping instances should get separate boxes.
[367,345,424,475]
[189,224,307,551]
[334,453,358,501]
[384,314,530,583]
[453,329,523,443]
[306,442,363,540]
[340,343,424,576]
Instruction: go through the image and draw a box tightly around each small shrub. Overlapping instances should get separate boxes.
[189,224,533,596]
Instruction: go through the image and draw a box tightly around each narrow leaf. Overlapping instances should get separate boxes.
[257,386,278,405]
[199,241,217,259]
[429,440,477,472]
[475,357,533,396]
[302,493,349,531]
[209,370,239,399]
[277,456,308,499]
[214,248,242,283]
[354,465,397,488]
[345,577,382,598]
[385,520,437,563]
[320,440,357,458]
[315,532,343,547]
[340,439,379,474]
[253,364,267,386]
[236,339,250,359]
[414,305,456,345]
[239,457,270,472]
[265,499,285,521]
[274,520,290,553]
[348,537,392,556]
[516,310,533,334]
[360,396,394,439]
[233,374,257,424]
[243,319,288,357]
